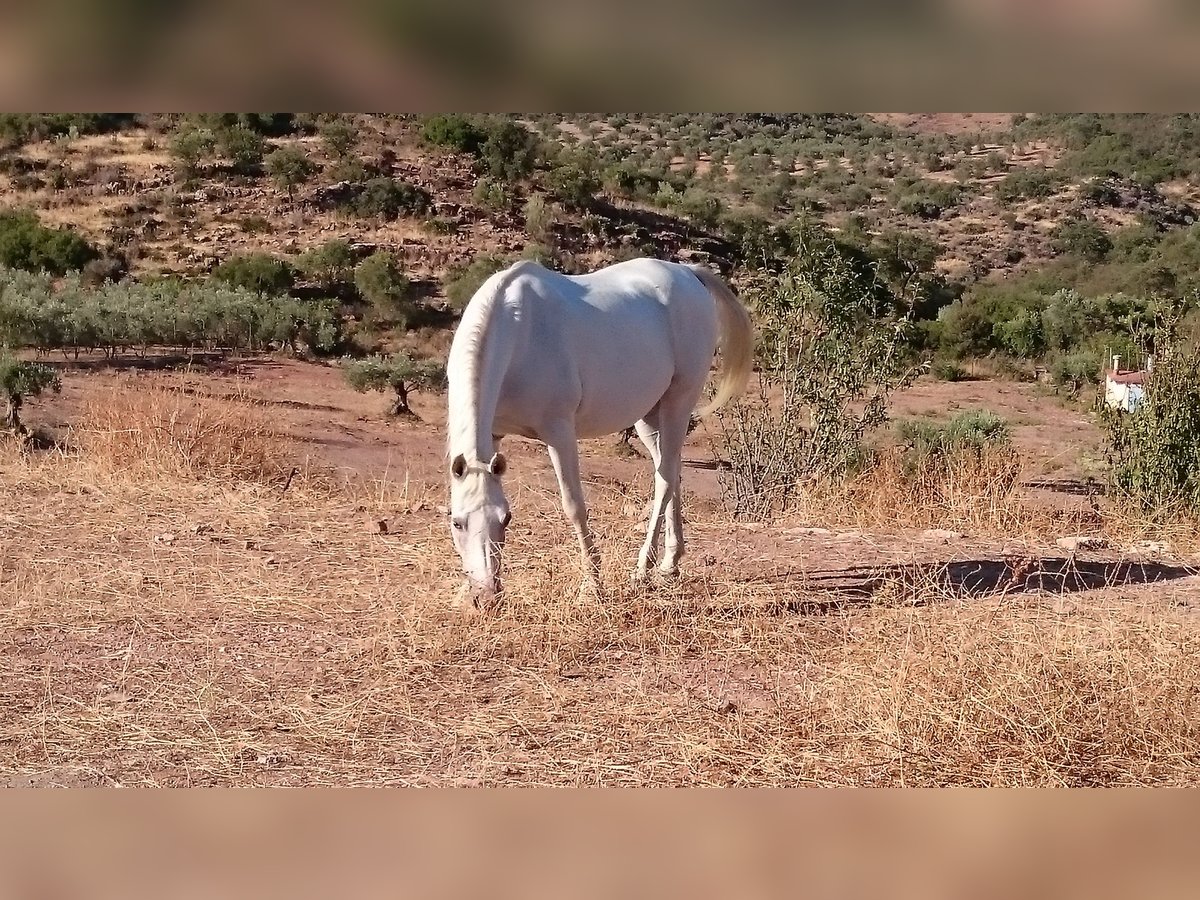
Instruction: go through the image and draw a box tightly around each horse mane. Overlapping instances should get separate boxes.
[446,261,532,463]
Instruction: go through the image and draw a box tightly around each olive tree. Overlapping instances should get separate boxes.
[0,350,60,434]
[343,353,447,416]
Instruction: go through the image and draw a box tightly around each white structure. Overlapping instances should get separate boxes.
[1103,354,1148,413]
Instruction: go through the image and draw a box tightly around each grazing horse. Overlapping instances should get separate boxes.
[445,257,753,609]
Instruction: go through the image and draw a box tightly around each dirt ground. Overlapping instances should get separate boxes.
[3,358,1199,786]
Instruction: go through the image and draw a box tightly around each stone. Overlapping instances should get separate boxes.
[1056,535,1109,552]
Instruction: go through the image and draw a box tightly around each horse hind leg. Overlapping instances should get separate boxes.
[635,398,690,582]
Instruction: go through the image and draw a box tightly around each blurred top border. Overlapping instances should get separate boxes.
[1,0,1199,110]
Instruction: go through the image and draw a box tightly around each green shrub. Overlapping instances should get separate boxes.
[0,349,60,434]
[472,177,512,212]
[932,360,970,382]
[216,124,266,175]
[353,178,431,220]
[995,167,1066,203]
[717,223,920,519]
[1103,338,1200,519]
[421,114,488,154]
[296,239,355,289]
[343,353,447,416]
[212,252,295,294]
[319,120,358,159]
[0,209,98,275]
[1050,351,1101,394]
[354,251,415,327]
[169,126,216,181]
[1052,218,1113,263]
[899,409,1011,460]
[265,145,318,201]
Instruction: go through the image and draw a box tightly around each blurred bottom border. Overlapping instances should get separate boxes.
[1,789,1197,899]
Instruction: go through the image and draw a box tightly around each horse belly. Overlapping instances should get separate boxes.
[573,359,675,438]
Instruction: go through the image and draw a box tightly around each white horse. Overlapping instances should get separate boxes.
[445,257,753,608]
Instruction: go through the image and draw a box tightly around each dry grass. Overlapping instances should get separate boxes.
[73,377,296,485]
[2,388,1200,786]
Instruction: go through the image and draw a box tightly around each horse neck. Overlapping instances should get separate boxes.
[448,290,514,465]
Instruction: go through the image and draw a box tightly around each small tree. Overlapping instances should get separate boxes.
[354,251,416,327]
[297,239,355,290]
[319,119,358,159]
[169,126,216,182]
[265,145,318,203]
[1103,328,1200,520]
[216,124,266,176]
[344,353,447,416]
[353,178,431,220]
[0,351,60,435]
[717,224,921,519]
[213,252,295,294]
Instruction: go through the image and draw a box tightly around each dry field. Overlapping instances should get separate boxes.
[3,359,1200,787]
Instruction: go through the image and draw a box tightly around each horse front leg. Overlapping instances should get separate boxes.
[543,424,602,593]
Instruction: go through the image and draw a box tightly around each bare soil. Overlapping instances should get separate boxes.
[3,360,1199,787]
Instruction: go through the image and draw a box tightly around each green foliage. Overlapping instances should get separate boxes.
[265,145,318,201]
[216,124,266,175]
[353,178,431,220]
[0,114,134,147]
[0,348,60,433]
[995,166,1066,203]
[1103,337,1200,518]
[523,194,556,243]
[0,209,98,276]
[899,409,1011,461]
[0,267,342,357]
[472,177,512,212]
[169,126,216,180]
[546,159,600,211]
[421,115,488,154]
[213,253,295,295]
[892,177,964,219]
[191,114,297,137]
[297,240,355,290]
[932,360,970,382]
[445,255,507,312]
[478,120,539,183]
[319,120,358,158]
[1053,218,1113,263]
[1050,351,1101,395]
[354,252,415,327]
[717,223,920,519]
[343,352,447,415]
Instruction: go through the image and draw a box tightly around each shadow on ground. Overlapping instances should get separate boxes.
[755,557,1197,615]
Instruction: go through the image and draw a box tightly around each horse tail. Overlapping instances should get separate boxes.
[688,265,754,418]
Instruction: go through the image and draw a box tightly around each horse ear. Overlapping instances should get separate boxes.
[451,454,467,479]
[488,452,507,477]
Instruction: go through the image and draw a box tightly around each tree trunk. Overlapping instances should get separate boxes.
[389,384,412,417]
[4,393,25,436]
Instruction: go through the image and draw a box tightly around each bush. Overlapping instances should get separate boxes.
[265,145,318,201]
[319,120,358,159]
[898,409,1011,463]
[215,124,265,175]
[0,114,134,148]
[478,120,539,183]
[1051,351,1101,395]
[297,240,355,290]
[932,360,970,382]
[472,177,512,212]
[169,126,216,181]
[546,160,600,211]
[354,251,415,327]
[343,353,447,416]
[523,194,556,243]
[0,209,98,275]
[444,255,507,312]
[353,178,431,220]
[0,349,60,434]
[421,114,488,154]
[1053,218,1113,263]
[995,167,1066,203]
[213,252,295,295]
[1103,337,1200,519]
[717,224,920,519]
